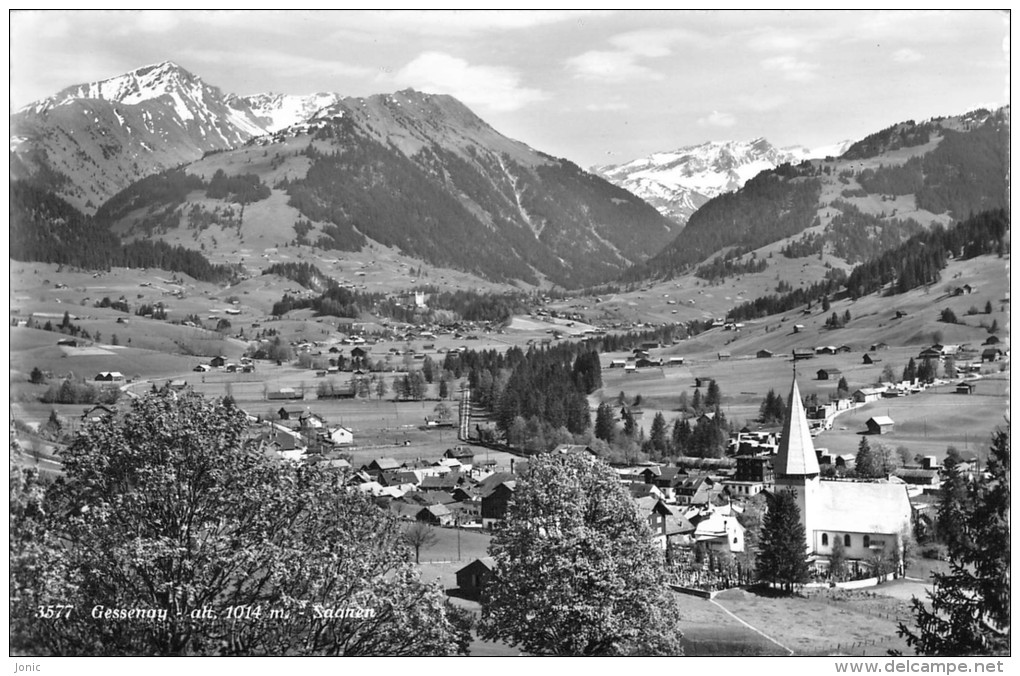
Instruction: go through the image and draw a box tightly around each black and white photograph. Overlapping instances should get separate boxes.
[8,9,1010,667]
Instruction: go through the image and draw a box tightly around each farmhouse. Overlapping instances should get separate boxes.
[82,404,116,422]
[666,357,686,366]
[693,511,745,553]
[319,426,353,446]
[756,349,774,359]
[94,371,125,382]
[210,356,227,368]
[792,348,815,361]
[456,557,495,599]
[773,377,912,573]
[862,353,882,365]
[955,381,976,395]
[277,406,305,421]
[816,368,842,380]
[866,416,895,435]
[852,387,885,404]
[982,348,1004,362]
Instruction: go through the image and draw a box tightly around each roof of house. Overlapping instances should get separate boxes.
[421,503,453,518]
[868,416,895,426]
[370,457,402,471]
[814,481,912,535]
[775,378,820,477]
[628,483,663,499]
[456,557,495,575]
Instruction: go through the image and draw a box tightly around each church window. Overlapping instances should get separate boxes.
[844,534,851,547]
[863,535,870,548]
[821,533,828,546]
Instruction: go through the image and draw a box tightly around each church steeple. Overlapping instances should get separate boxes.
[775,376,820,478]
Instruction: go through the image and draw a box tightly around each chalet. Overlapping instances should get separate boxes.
[870,342,890,351]
[981,348,1004,362]
[640,341,661,350]
[82,404,116,422]
[380,470,420,489]
[866,416,895,435]
[277,406,305,421]
[94,371,125,382]
[983,335,1001,345]
[478,473,516,527]
[756,349,774,359]
[852,387,885,404]
[168,379,187,391]
[417,504,454,527]
[863,353,882,365]
[443,447,475,465]
[666,357,686,367]
[552,444,596,456]
[609,359,628,368]
[320,426,353,445]
[620,404,644,420]
[628,482,665,501]
[694,376,714,388]
[793,324,805,333]
[420,472,464,492]
[632,349,650,359]
[792,348,815,361]
[636,357,662,368]
[955,382,976,395]
[816,368,842,381]
[635,497,675,548]
[675,475,714,506]
[836,345,853,354]
[646,466,686,501]
[693,511,745,553]
[210,356,227,368]
[368,458,402,473]
[815,346,838,355]
[918,347,944,361]
[894,468,941,488]
[456,557,495,599]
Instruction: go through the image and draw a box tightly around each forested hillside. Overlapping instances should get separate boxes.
[10,182,237,282]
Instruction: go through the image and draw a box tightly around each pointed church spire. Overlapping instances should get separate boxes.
[775,376,820,477]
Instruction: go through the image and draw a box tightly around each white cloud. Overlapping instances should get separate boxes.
[892,48,923,63]
[736,93,787,112]
[608,27,707,57]
[762,55,818,82]
[584,101,630,112]
[389,51,548,112]
[567,26,703,82]
[698,110,736,128]
[566,50,663,82]
[332,9,608,39]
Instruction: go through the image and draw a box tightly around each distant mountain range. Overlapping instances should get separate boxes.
[593,137,853,225]
[8,61,1009,292]
[11,62,683,288]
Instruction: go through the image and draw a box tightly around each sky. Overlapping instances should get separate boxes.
[9,9,1010,169]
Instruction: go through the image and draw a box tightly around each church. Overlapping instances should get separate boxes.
[772,377,913,572]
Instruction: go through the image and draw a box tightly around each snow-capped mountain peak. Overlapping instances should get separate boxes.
[593,137,848,225]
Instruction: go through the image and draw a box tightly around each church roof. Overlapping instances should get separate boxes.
[815,481,912,535]
[775,378,820,477]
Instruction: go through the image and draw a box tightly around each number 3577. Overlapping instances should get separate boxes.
[37,605,74,619]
